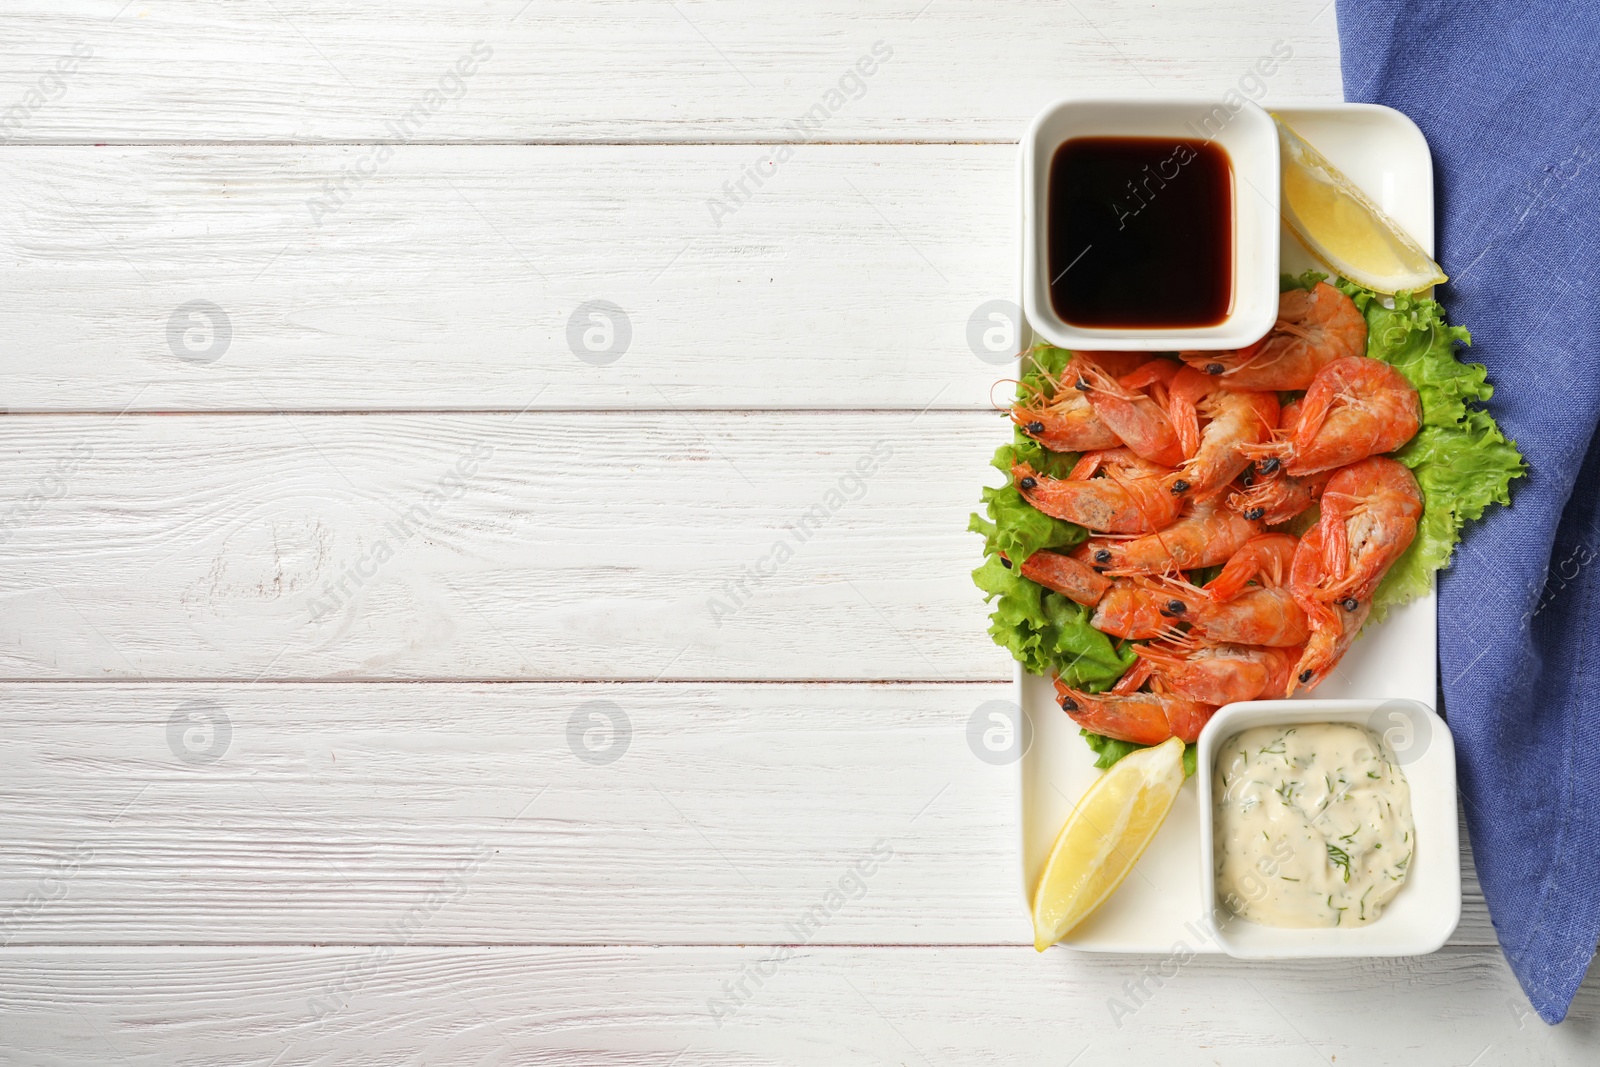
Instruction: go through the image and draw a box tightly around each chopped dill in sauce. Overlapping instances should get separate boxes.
[1213,722,1415,928]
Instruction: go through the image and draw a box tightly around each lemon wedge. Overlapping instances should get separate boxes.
[1031,736,1186,951]
[1274,114,1447,294]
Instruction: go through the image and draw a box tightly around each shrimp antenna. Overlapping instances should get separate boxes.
[990,377,1026,413]
[1149,571,1206,597]
[1073,357,1137,402]
[1276,320,1315,343]
[1019,343,1067,384]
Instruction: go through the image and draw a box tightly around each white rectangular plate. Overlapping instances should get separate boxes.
[1016,104,1443,953]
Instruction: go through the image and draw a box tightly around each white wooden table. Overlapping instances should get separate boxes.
[0,3,1593,1063]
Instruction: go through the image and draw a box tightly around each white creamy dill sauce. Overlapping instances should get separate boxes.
[1213,722,1414,928]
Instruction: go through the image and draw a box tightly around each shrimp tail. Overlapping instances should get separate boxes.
[1205,533,1300,601]
[1069,450,1107,480]
[1319,492,1357,584]
[1206,556,1259,602]
[1111,657,1155,695]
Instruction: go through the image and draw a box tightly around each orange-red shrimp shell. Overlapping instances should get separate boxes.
[1055,680,1216,746]
[1069,446,1169,481]
[1181,282,1367,390]
[1226,466,1331,525]
[1288,573,1371,694]
[1091,495,1261,575]
[1244,356,1421,475]
[1164,367,1281,497]
[1011,386,1121,453]
[1285,460,1420,693]
[1089,578,1198,640]
[1007,350,1158,452]
[1181,533,1311,646]
[1013,462,1182,534]
[1018,549,1112,607]
[1074,354,1187,468]
[1137,641,1300,705]
[1295,456,1424,607]
[1192,586,1311,647]
[1205,533,1300,601]
[1075,351,1158,378]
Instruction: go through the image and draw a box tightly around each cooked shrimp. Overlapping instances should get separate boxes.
[1111,541,1309,645]
[1285,459,1421,690]
[1068,446,1168,481]
[1073,354,1187,468]
[1136,639,1300,705]
[1289,570,1371,693]
[1309,456,1424,602]
[1278,398,1302,433]
[1090,493,1260,575]
[1226,465,1330,525]
[1194,586,1311,647]
[1110,656,1156,695]
[1016,549,1112,607]
[1242,357,1421,475]
[1090,577,1197,640]
[1017,347,1152,384]
[1172,532,1311,645]
[1054,680,1215,746]
[1164,367,1280,497]
[1011,385,1120,452]
[1205,533,1300,601]
[1013,461,1181,534]
[1167,367,1281,460]
[1181,282,1367,389]
[1007,350,1153,452]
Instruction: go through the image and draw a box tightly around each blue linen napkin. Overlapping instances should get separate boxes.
[1337,0,1600,1024]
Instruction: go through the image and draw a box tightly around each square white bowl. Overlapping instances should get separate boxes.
[1195,698,1460,958]
[1020,97,1281,351]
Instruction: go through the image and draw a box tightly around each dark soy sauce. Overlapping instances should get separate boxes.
[1047,136,1233,328]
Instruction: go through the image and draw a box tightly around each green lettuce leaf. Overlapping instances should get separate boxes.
[1082,729,1198,777]
[1281,269,1327,292]
[971,553,1135,688]
[1333,280,1527,616]
[1020,343,1074,394]
[969,445,1086,561]
[968,344,1136,689]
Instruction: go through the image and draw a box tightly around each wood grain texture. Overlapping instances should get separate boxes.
[0,682,1495,947]
[5,3,1592,1056]
[1,947,1591,1066]
[0,144,1013,411]
[0,1,1338,143]
[0,412,1008,680]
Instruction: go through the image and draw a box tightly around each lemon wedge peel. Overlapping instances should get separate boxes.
[1273,114,1448,295]
[1030,736,1187,952]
